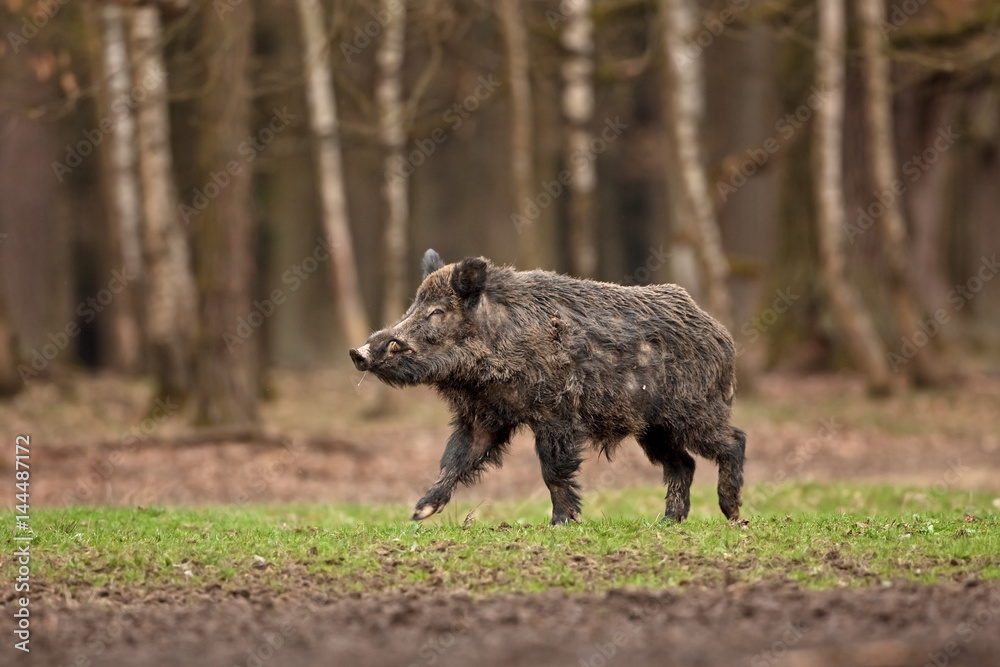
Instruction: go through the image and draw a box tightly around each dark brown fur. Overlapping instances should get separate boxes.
[349,250,746,524]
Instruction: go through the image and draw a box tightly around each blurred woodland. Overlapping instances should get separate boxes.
[0,0,998,427]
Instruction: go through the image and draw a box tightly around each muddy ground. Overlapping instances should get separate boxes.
[22,581,1000,666]
[4,371,1000,665]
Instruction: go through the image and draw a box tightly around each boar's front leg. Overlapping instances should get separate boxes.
[412,424,512,521]
[534,425,584,525]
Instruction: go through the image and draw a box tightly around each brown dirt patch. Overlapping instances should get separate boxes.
[5,371,999,510]
[20,580,1000,667]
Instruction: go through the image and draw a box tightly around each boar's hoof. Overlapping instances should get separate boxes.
[413,488,451,520]
[549,513,581,526]
[412,503,441,521]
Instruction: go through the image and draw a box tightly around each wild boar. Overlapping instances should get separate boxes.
[349,249,746,525]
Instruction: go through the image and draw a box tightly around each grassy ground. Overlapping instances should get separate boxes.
[11,483,999,599]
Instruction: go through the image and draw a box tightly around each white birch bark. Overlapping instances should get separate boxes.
[99,4,143,371]
[815,0,890,393]
[562,0,597,278]
[101,5,143,282]
[660,0,731,327]
[859,0,939,385]
[378,0,409,324]
[296,0,371,345]
[128,6,197,396]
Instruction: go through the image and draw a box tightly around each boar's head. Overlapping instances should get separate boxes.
[349,249,488,387]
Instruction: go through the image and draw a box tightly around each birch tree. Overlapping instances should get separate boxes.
[498,0,541,269]
[562,0,597,278]
[96,3,143,372]
[660,0,731,327]
[814,0,890,393]
[128,6,198,400]
[296,0,371,346]
[378,0,409,324]
[858,0,940,386]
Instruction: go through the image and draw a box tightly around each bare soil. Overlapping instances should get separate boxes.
[5,371,1000,509]
[21,581,1000,667]
[4,370,1000,666]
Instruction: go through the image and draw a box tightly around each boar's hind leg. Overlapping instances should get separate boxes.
[639,427,695,522]
[534,428,584,525]
[412,425,512,521]
[713,427,746,521]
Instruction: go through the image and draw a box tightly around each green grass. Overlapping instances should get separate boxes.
[7,483,999,598]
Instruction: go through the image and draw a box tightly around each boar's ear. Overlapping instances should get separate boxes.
[450,257,487,303]
[421,248,444,280]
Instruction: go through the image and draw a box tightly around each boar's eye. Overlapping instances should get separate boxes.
[427,308,445,319]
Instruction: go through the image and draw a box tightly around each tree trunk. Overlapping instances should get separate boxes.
[858,0,941,386]
[192,0,259,427]
[93,2,143,373]
[378,0,409,324]
[296,0,371,345]
[498,0,541,269]
[128,6,197,401]
[561,0,597,278]
[660,0,731,328]
[814,0,890,394]
[257,0,326,366]
[905,97,954,315]
[0,284,20,397]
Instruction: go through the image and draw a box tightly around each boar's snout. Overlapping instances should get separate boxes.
[349,336,413,372]
[349,344,370,371]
